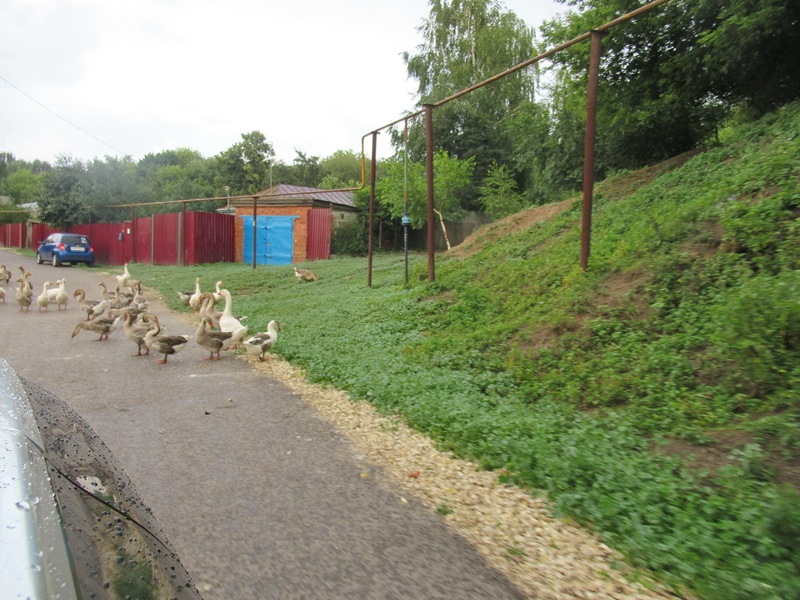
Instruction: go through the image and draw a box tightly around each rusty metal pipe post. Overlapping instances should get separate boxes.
[367,132,378,287]
[424,104,435,283]
[252,197,257,269]
[580,30,604,272]
[130,207,136,264]
[179,201,186,267]
[150,214,155,265]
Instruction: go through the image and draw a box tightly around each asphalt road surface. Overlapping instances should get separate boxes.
[0,249,525,600]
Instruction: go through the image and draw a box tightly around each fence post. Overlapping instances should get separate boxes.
[150,214,155,265]
[179,202,186,266]
[130,207,136,264]
[580,30,605,271]
[424,104,435,283]
[367,131,378,287]
[252,197,257,269]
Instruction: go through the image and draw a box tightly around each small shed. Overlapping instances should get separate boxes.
[231,184,357,265]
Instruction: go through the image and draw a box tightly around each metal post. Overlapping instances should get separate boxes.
[581,30,604,271]
[150,214,155,265]
[367,131,378,287]
[130,207,136,264]
[424,104,435,283]
[403,119,410,288]
[252,197,258,269]
[179,201,186,266]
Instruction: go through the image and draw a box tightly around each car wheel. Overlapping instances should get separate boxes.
[86,260,95,268]
[36,253,43,265]
[52,254,61,267]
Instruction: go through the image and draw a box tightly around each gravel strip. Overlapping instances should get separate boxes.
[245,355,678,600]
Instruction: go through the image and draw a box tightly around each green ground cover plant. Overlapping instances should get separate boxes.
[132,101,800,599]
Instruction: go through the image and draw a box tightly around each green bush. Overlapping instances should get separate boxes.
[331,219,368,256]
[712,271,800,402]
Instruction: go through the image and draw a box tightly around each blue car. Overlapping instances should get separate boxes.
[36,233,95,267]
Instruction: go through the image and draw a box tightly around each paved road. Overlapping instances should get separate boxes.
[0,250,524,600]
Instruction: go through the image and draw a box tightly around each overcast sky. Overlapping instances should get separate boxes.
[1,0,566,166]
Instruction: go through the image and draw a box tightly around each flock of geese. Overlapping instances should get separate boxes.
[0,262,282,365]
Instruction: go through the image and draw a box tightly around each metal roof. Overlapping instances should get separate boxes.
[255,184,355,208]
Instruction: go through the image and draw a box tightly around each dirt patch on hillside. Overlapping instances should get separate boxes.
[597,268,653,320]
[657,430,800,489]
[449,149,705,261]
[448,199,575,259]
[595,150,704,202]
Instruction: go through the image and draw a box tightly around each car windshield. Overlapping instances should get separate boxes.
[62,235,89,245]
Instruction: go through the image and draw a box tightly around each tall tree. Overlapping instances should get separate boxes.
[85,155,139,208]
[4,168,43,206]
[38,155,90,228]
[540,0,800,174]
[320,150,365,188]
[215,131,275,195]
[404,0,537,106]
[292,150,323,187]
[699,0,800,115]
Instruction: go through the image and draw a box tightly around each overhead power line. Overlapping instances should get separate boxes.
[0,73,126,156]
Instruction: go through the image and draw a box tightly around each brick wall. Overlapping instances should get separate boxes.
[234,205,310,264]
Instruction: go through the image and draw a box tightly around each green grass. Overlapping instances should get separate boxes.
[129,101,800,599]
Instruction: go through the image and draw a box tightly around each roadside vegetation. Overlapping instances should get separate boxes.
[130,102,800,599]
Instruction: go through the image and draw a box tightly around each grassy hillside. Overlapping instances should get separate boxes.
[132,101,800,599]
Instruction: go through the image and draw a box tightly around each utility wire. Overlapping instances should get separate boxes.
[0,73,126,156]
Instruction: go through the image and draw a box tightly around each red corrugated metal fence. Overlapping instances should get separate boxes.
[185,211,236,265]
[0,212,235,267]
[0,223,25,248]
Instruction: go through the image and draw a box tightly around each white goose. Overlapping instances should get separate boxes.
[116,263,132,288]
[213,280,224,303]
[54,278,68,310]
[188,277,203,311]
[36,281,52,311]
[218,289,248,346]
[46,279,62,303]
[243,321,281,361]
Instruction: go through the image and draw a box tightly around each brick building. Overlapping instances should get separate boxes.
[230,184,357,265]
